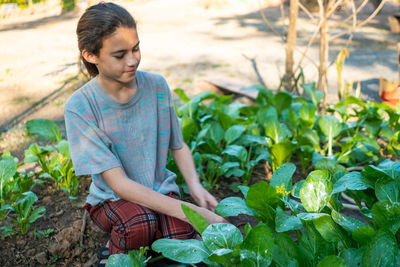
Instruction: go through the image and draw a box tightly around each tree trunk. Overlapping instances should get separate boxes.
[317,0,333,104]
[283,0,299,92]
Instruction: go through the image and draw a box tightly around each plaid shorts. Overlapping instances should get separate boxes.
[84,192,196,255]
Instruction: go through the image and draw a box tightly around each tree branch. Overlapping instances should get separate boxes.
[331,0,388,41]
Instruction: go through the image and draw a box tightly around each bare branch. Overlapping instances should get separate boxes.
[294,0,343,74]
[331,0,388,41]
[298,1,316,22]
[339,0,369,26]
[242,54,267,88]
[325,0,345,20]
[328,0,358,68]
[257,0,286,41]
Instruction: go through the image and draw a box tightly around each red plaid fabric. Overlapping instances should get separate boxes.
[84,193,196,255]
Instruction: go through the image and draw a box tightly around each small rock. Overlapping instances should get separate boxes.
[42,196,52,204]
[48,239,71,257]
[27,248,36,257]
[28,231,34,239]
[35,252,47,265]
[88,239,95,248]
[73,246,84,257]
[16,239,26,247]
[73,219,83,230]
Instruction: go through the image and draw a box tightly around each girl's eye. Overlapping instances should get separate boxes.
[114,55,124,59]
[133,46,140,52]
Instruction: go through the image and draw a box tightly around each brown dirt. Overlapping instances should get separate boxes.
[0,176,110,267]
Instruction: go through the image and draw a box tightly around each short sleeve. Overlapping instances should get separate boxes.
[166,85,183,150]
[64,109,122,176]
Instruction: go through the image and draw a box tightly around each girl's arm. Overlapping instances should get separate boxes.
[171,142,219,211]
[102,167,225,224]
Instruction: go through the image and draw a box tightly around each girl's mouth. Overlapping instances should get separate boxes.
[126,69,136,75]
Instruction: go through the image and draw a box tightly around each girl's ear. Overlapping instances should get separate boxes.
[82,50,98,64]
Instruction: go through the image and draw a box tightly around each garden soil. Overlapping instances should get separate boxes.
[0,0,399,266]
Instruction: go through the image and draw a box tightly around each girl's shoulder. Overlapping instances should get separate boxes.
[64,78,98,113]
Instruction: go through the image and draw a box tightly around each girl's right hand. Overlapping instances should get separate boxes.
[192,205,228,224]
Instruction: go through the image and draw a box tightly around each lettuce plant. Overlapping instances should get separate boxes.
[2,191,45,235]
[154,162,400,266]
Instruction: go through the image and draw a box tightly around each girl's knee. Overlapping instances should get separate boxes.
[110,212,158,253]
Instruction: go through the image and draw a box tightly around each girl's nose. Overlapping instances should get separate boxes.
[126,52,138,66]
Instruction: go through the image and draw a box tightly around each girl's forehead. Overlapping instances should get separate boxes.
[103,27,139,48]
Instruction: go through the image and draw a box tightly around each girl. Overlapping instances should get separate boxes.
[65,2,225,265]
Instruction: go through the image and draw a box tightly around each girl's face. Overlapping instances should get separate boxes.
[87,26,141,85]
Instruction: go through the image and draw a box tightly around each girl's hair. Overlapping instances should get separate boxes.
[76,2,137,77]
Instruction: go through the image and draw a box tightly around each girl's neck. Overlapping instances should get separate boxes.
[97,75,138,104]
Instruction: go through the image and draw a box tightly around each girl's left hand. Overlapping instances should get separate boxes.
[188,182,218,211]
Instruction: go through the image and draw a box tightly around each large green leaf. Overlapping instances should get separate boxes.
[224,125,246,145]
[319,115,342,138]
[0,157,17,196]
[300,170,332,212]
[331,210,367,233]
[315,159,347,177]
[334,96,368,110]
[208,248,236,266]
[272,233,303,267]
[270,143,294,171]
[297,129,320,148]
[316,255,347,267]
[181,204,209,234]
[297,213,329,221]
[371,201,400,234]
[362,165,393,188]
[26,119,62,143]
[246,182,282,224]
[274,91,292,116]
[352,226,376,245]
[270,162,296,192]
[275,206,303,232]
[239,134,269,147]
[56,140,70,158]
[303,83,324,108]
[220,162,240,174]
[341,248,364,267]
[106,254,134,267]
[222,145,248,163]
[361,230,399,267]
[375,179,399,203]
[333,172,372,194]
[202,223,243,251]
[207,121,224,145]
[29,206,46,224]
[313,215,351,246]
[152,239,210,264]
[299,226,335,264]
[238,185,250,199]
[264,117,292,144]
[173,88,191,103]
[257,106,278,127]
[180,116,196,142]
[377,160,400,181]
[291,180,305,198]
[178,91,217,118]
[215,197,255,217]
[240,224,274,267]
[299,102,317,126]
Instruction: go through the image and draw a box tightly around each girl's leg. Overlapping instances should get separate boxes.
[156,193,197,240]
[85,199,159,254]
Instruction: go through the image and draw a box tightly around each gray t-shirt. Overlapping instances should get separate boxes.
[64,70,183,206]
